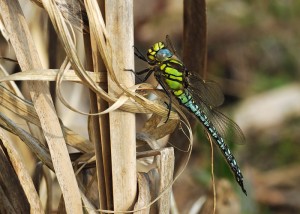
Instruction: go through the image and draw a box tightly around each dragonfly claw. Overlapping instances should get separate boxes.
[163,101,172,123]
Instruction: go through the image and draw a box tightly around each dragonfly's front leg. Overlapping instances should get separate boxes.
[155,74,172,123]
[133,46,149,63]
[124,67,154,82]
[125,46,155,81]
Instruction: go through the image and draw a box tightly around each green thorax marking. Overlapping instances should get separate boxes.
[158,59,185,91]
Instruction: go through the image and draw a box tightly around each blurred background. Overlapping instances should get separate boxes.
[1,0,300,213]
[133,0,300,213]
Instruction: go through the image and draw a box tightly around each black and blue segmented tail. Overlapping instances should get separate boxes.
[177,89,247,195]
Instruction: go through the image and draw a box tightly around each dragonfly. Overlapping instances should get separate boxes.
[132,37,247,195]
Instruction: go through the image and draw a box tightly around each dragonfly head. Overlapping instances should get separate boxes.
[147,42,173,64]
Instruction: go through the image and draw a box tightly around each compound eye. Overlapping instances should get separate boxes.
[156,49,173,62]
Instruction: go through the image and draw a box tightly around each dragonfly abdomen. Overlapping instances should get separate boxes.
[175,89,247,195]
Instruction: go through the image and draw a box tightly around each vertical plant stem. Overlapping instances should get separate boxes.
[97,83,113,210]
[105,0,137,211]
[84,34,108,211]
[183,0,207,78]
[94,3,114,209]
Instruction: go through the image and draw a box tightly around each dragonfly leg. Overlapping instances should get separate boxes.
[163,101,172,119]
[124,69,143,82]
[133,46,149,63]
[163,94,172,123]
[155,74,172,123]
[124,67,154,82]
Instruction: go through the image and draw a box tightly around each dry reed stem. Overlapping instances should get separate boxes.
[105,0,137,211]
[157,148,174,213]
[84,31,110,210]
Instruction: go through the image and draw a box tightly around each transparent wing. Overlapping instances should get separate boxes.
[196,101,246,145]
[165,35,179,58]
[187,72,224,107]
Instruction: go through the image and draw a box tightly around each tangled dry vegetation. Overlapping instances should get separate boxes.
[0,0,196,213]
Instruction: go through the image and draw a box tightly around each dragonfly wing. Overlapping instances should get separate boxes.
[197,101,246,145]
[187,73,224,107]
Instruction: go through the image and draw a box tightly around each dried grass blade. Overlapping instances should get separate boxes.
[134,173,151,214]
[0,64,25,98]
[64,126,94,153]
[0,129,44,213]
[0,140,30,213]
[141,114,179,140]
[0,112,53,168]
[0,85,40,125]
[0,69,105,83]
[0,85,94,153]
[80,189,98,214]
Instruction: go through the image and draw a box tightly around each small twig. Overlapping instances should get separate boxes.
[0,56,18,63]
